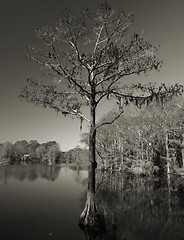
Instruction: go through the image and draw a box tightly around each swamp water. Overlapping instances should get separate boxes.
[0,164,184,240]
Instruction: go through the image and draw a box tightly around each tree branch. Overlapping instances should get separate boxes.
[95,110,124,131]
[28,37,91,97]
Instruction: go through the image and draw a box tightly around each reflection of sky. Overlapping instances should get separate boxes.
[1,0,184,150]
[0,165,87,239]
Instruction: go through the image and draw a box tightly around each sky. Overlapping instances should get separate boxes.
[0,0,184,151]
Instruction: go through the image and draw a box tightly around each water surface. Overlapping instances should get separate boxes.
[1,165,184,240]
[0,164,87,240]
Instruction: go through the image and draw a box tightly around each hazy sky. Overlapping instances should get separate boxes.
[0,0,184,151]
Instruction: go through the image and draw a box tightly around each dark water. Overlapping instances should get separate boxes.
[1,165,184,240]
[0,164,87,240]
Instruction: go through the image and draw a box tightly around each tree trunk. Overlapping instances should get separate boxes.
[79,97,103,229]
[165,134,172,213]
[165,134,170,175]
[180,134,184,169]
[120,142,123,171]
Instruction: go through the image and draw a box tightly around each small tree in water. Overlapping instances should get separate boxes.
[20,1,182,229]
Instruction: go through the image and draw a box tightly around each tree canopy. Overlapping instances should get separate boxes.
[20,2,165,125]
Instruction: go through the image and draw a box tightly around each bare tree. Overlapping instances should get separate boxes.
[20,2,182,228]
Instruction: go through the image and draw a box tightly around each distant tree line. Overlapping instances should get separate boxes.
[64,147,89,166]
[0,140,88,166]
[0,140,61,165]
[1,95,184,174]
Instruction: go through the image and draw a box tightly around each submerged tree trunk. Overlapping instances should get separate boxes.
[79,186,101,229]
[79,98,103,229]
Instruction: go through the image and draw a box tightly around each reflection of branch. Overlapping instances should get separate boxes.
[95,110,124,131]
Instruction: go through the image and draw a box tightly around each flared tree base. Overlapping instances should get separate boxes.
[79,191,103,230]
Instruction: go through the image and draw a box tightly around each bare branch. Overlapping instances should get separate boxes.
[95,110,124,130]
[93,25,104,54]
[20,79,90,122]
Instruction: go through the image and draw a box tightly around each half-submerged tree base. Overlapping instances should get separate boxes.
[79,161,104,230]
[79,191,103,230]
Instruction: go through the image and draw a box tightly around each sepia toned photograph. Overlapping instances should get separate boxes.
[1,0,184,239]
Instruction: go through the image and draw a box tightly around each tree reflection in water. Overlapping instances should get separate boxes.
[80,170,184,240]
[0,164,61,183]
[1,164,184,239]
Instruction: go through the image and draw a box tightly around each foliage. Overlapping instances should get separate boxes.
[81,95,184,174]
[0,142,14,163]
[0,140,61,165]
[64,146,89,166]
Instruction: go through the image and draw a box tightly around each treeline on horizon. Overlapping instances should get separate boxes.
[1,95,184,176]
[0,140,88,166]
